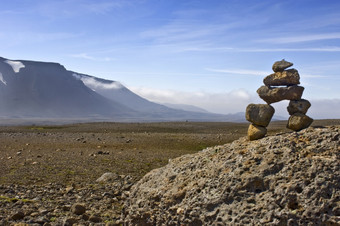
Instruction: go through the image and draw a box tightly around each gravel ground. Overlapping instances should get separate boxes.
[0,120,339,225]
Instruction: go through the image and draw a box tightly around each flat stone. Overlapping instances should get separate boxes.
[257,85,304,104]
[245,104,275,127]
[11,211,25,220]
[272,59,293,72]
[96,172,119,183]
[263,69,300,86]
[287,99,311,115]
[89,215,102,223]
[64,217,78,225]
[247,124,267,140]
[287,113,313,131]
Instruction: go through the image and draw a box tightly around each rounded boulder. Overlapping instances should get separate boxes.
[245,104,275,127]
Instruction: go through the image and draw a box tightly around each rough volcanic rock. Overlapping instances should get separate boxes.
[246,104,275,127]
[257,85,304,104]
[247,123,267,140]
[272,59,293,72]
[287,113,314,131]
[123,126,340,225]
[263,69,300,86]
[287,99,311,115]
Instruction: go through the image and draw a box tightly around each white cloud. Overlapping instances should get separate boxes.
[206,68,270,76]
[259,32,340,44]
[128,86,340,119]
[73,73,123,90]
[4,60,25,73]
[129,86,254,114]
[174,46,340,53]
[70,53,115,62]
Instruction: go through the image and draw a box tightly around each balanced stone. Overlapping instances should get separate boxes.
[247,124,267,140]
[246,104,275,127]
[257,85,304,104]
[287,99,311,115]
[263,69,300,86]
[272,59,293,72]
[287,113,313,131]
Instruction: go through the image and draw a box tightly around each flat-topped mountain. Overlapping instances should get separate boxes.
[0,57,242,122]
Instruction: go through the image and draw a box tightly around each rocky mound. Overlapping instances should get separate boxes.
[123,126,340,225]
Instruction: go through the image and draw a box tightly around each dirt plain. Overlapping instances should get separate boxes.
[0,119,339,225]
[1,120,340,185]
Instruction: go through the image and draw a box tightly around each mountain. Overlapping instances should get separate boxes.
[161,103,210,113]
[0,57,134,119]
[0,57,245,122]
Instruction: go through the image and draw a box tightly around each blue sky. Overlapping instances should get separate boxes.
[1,0,340,118]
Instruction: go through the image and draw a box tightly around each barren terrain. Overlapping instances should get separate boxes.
[0,120,339,225]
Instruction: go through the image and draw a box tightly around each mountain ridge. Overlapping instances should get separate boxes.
[0,56,246,123]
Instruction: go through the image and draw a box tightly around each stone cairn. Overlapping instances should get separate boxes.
[246,59,313,140]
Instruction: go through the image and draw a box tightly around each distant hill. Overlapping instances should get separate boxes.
[161,103,210,113]
[0,57,246,122]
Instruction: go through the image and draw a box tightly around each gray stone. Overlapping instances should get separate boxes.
[11,211,25,220]
[272,59,293,72]
[245,104,275,127]
[96,172,119,183]
[257,85,304,104]
[70,203,86,215]
[287,99,311,115]
[287,113,313,131]
[264,69,300,86]
[64,217,78,225]
[247,124,267,140]
[89,215,102,223]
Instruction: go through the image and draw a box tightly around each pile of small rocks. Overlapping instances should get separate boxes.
[246,60,313,140]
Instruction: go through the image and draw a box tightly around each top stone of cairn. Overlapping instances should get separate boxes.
[272,59,293,72]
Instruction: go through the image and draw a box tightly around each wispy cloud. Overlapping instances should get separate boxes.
[206,68,270,76]
[140,23,232,44]
[70,53,115,62]
[73,74,123,90]
[34,0,127,19]
[258,32,340,44]
[242,47,340,52]
[169,45,340,53]
[0,31,80,46]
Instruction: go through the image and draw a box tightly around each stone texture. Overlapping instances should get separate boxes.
[287,99,311,115]
[272,59,293,72]
[247,124,267,140]
[263,69,300,86]
[287,113,313,131]
[123,126,340,225]
[245,104,275,127]
[257,85,304,104]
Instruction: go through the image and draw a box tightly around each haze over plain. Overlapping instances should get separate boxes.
[1,0,340,119]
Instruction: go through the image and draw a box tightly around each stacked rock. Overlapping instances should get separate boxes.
[246,59,313,140]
